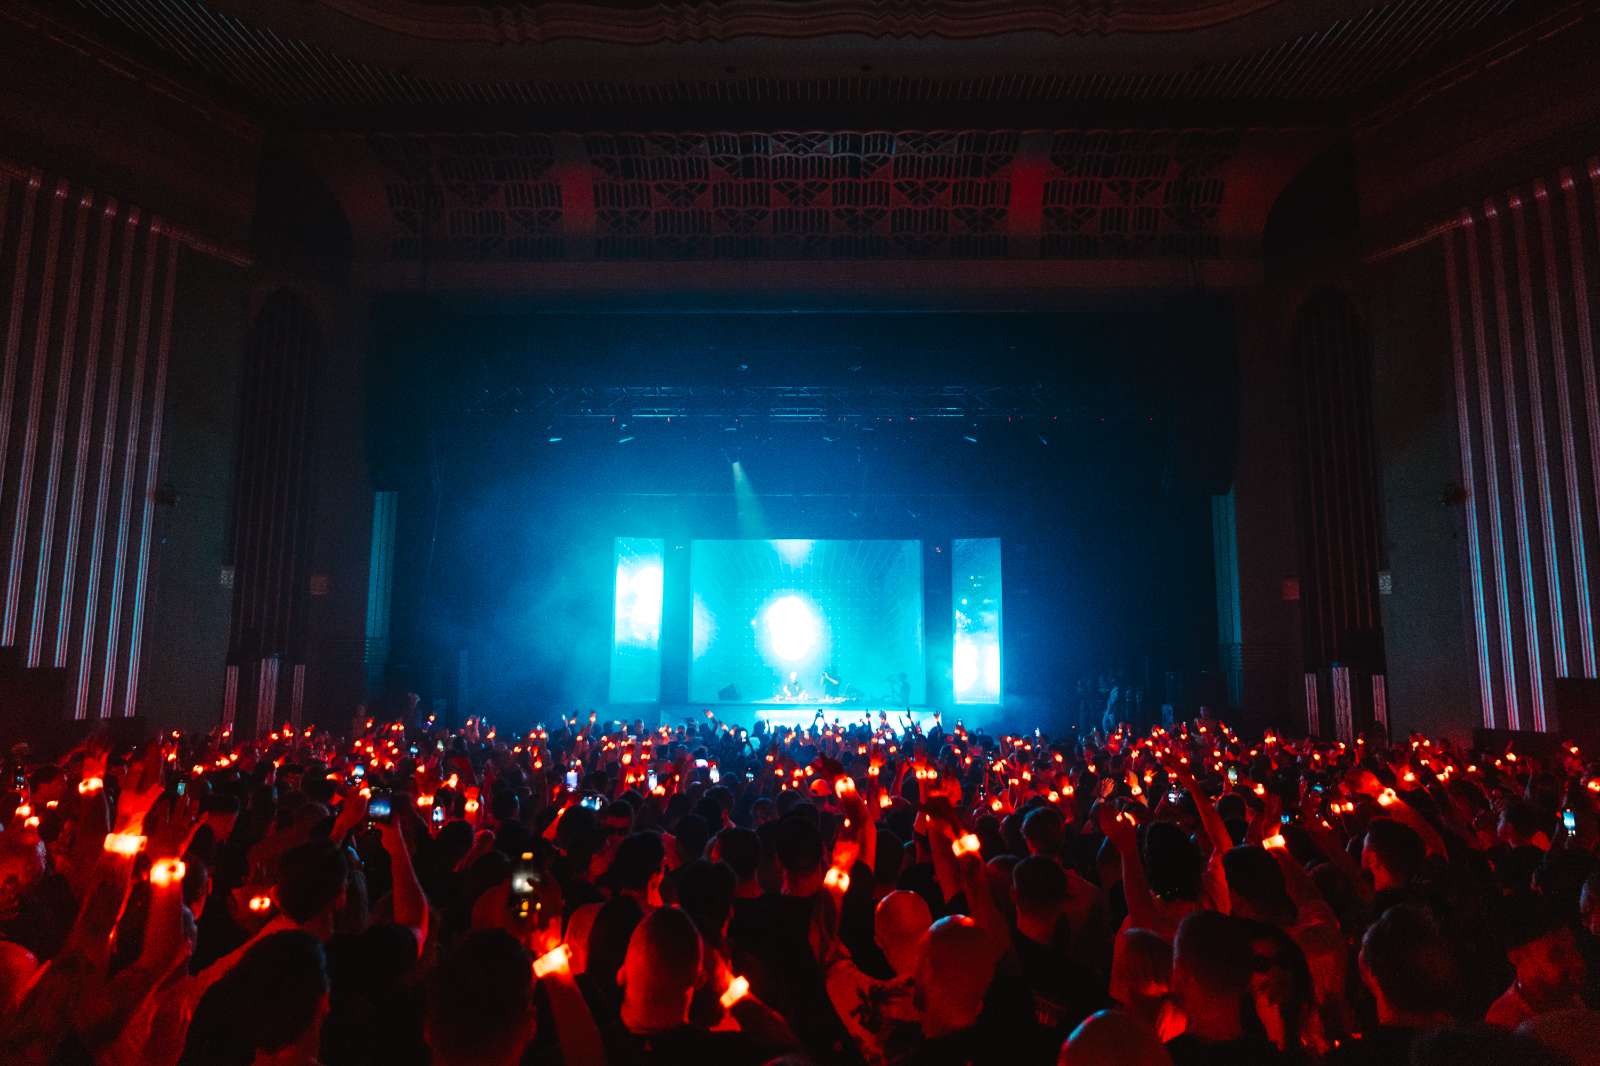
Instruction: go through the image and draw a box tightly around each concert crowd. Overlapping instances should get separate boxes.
[3,708,1600,1066]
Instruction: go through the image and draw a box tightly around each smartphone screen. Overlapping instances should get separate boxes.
[1227,766,1239,785]
[367,792,393,824]
[1564,809,1578,832]
[564,769,579,790]
[510,850,541,926]
[647,770,658,791]
[709,766,720,784]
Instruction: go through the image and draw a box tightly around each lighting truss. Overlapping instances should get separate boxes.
[454,384,1066,423]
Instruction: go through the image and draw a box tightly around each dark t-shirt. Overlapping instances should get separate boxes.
[1323,1026,1424,1066]
[1013,929,1109,1043]
[604,1026,775,1066]
[1166,1034,1286,1066]
[899,1025,995,1066]
[727,892,863,1063]
[321,924,425,1066]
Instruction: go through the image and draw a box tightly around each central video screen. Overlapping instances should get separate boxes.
[691,540,925,706]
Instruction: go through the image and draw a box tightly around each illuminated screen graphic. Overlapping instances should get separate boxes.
[691,540,925,705]
[609,537,664,702]
[952,538,1002,704]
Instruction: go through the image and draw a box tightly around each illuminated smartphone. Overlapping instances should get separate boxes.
[367,791,393,824]
[1227,766,1239,785]
[647,770,658,791]
[1564,809,1578,832]
[510,850,541,925]
[564,769,578,790]
[431,804,445,826]
[709,766,721,784]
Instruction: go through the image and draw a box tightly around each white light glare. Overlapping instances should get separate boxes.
[614,562,663,646]
[763,594,820,662]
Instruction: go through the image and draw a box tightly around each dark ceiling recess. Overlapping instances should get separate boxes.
[65,0,1523,120]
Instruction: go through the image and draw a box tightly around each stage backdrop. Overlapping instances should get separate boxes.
[688,539,924,705]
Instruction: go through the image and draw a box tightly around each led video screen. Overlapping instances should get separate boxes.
[953,537,1002,704]
[609,537,664,703]
[691,540,925,706]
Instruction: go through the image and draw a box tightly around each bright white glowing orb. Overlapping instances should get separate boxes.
[763,595,820,662]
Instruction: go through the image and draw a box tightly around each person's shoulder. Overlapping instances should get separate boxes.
[1484,983,1531,1027]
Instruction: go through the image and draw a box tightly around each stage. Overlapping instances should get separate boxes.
[620,704,946,732]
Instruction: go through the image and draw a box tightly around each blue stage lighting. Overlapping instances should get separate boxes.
[953,537,1002,704]
[609,538,664,702]
[615,560,663,646]
[954,635,981,693]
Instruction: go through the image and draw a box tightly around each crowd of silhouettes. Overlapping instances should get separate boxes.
[4,707,1600,1066]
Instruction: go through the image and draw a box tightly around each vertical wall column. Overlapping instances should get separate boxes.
[363,489,398,696]
[227,290,320,737]
[1288,289,1386,675]
[1211,489,1244,706]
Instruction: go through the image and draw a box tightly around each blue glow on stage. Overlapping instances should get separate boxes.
[609,537,664,702]
[691,539,924,705]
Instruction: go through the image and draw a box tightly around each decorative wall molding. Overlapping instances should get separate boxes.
[310,0,1290,44]
[69,0,1519,109]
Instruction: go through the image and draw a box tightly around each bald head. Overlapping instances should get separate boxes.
[620,907,704,1032]
[875,890,933,977]
[1059,1010,1173,1066]
[917,916,997,1037]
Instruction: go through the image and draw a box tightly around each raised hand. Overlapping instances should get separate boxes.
[114,744,168,833]
[142,792,202,859]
